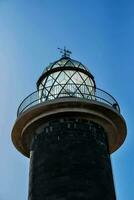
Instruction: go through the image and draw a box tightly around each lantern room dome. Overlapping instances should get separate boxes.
[43,57,89,73]
[37,56,95,85]
[36,56,96,101]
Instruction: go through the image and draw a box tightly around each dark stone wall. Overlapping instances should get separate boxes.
[28,118,116,200]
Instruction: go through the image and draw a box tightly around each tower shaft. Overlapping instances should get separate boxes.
[28,117,116,200]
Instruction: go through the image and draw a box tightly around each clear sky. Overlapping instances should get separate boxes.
[0,0,133,199]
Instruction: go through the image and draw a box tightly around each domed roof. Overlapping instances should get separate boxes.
[37,56,95,87]
[43,57,89,73]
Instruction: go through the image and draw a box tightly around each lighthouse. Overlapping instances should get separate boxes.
[11,49,127,200]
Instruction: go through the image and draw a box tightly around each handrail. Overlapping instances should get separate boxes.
[17,84,120,116]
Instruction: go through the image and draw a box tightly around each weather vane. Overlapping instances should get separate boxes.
[58,46,72,58]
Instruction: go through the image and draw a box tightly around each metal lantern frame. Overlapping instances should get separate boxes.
[37,57,96,101]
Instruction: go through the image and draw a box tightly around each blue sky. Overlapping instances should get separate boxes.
[0,0,133,199]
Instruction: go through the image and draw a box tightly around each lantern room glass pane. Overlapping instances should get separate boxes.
[38,70,95,100]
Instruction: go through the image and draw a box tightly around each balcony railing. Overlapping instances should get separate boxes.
[17,84,120,116]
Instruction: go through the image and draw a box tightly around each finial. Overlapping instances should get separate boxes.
[58,46,72,58]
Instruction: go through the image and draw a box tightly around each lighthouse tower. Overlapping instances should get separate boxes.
[11,49,127,200]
